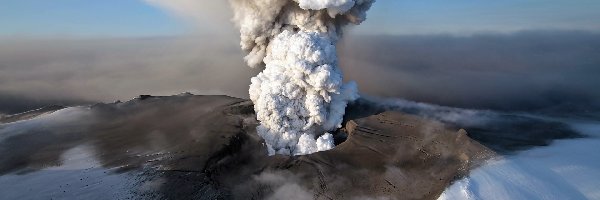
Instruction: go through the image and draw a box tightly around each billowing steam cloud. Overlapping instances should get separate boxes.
[229,0,374,155]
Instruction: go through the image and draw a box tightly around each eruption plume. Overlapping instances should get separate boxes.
[230,0,374,155]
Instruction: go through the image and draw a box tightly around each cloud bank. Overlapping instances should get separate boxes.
[340,30,600,111]
[1,31,599,114]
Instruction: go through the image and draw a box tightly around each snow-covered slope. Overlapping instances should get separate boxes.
[439,120,600,200]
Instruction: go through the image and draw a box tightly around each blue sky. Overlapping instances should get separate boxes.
[1,0,600,37]
[363,0,600,35]
[0,0,186,37]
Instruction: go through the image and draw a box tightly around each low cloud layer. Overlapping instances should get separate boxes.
[1,30,599,113]
[340,30,600,111]
[0,36,256,113]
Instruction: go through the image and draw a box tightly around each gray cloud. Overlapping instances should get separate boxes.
[1,30,599,114]
[0,36,256,113]
[339,30,600,111]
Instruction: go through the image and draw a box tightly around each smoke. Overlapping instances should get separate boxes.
[233,171,314,200]
[141,0,236,35]
[229,0,374,155]
[339,31,600,111]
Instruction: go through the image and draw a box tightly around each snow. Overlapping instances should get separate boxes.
[0,145,134,200]
[439,120,600,200]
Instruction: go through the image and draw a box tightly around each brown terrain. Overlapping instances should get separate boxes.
[0,95,494,199]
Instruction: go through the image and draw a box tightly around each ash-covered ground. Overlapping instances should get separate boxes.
[1,94,596,200]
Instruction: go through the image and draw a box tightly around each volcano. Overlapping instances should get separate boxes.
[0,94,493,199]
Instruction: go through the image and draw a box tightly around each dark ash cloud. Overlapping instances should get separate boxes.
[339,30,600,111]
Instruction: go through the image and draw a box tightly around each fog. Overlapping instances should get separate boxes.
[1,30,599,114]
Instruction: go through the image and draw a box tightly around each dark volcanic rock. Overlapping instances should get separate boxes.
[0,95,494,200]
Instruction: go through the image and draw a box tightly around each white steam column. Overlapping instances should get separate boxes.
[230,0,375,155]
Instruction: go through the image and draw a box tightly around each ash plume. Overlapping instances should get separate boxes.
[229,0,374,155]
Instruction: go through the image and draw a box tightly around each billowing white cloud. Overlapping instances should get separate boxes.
[143,0,375,155]
[230,0,374,155]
